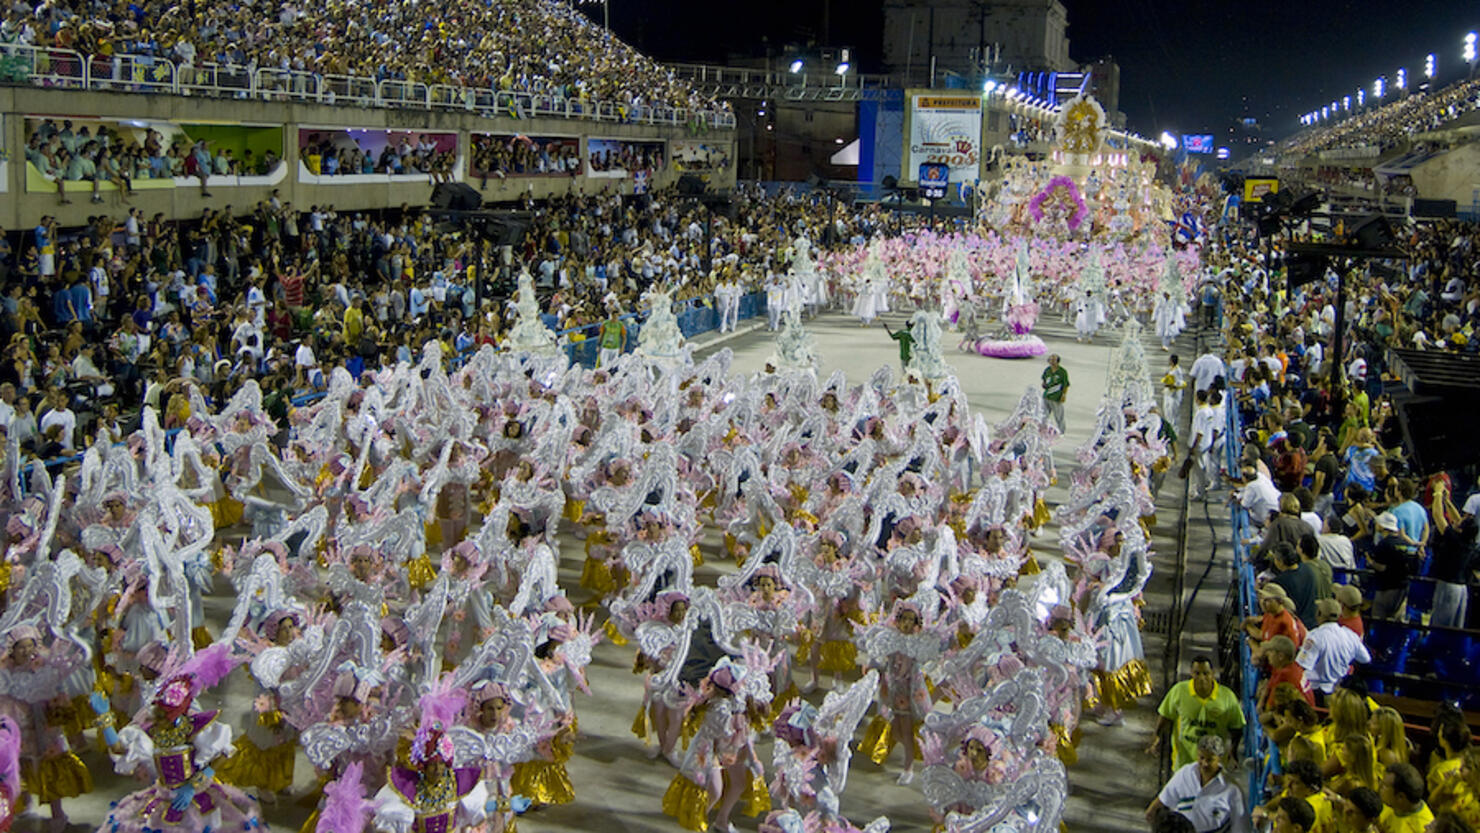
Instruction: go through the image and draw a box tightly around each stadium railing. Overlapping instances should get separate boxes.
[0,44,737,129]
[1225,398,1276,813]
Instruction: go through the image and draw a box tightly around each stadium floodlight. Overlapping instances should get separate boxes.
[1426,53,1437,78]
[1396,68,1406,90]
[789,59,804,74]
[1374,76,1385,99]
[1357,88,1365,106]
[983,79,997,94]
[835,62,849,75]
[1007,87,1020,99]
[1342,96,1350,111]
[1159,131,1178,150]
[1466,32,1478,64]
[1321,106,1329,119]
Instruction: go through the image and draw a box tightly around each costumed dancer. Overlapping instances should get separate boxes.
[102,644,266,833]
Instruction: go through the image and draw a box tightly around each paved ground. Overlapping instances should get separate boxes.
[31,310,1206,833]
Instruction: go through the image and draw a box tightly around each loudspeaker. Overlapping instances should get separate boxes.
[677,174,706,196]
[1349,215,1395,249]
[431,182,481,211]
[1286,253,1330,291]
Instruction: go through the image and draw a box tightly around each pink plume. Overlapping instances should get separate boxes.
[317,761,377,833]
[177,643,242,694]
[0,716,19,798]
[417,674,468,728]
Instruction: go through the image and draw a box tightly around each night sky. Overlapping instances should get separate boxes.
[597,0,1478,140]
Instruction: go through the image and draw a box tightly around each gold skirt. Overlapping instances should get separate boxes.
[817,640,858,674]
[1052,723,1080,767]
[580,556,618,597]
[211,496,245,527]
[1028,497,1052,530]
[424,520,443,549]
[1088,659,1153,712]
[191,625,214,650]
[564,498,587,524]
[22,752,92,802]
[405,553,437,591]
[1018,554,1042,576]
[690,543,704,568]
[662,775,711,832]
[859,714,893,765]
[603,619,628,647]
[51,695,92,740]
[632,704,650,742]
[510,760,574,806]
[740,772,770,818]
[216,734,296,793]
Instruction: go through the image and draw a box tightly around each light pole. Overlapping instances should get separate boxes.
[1466,32,1478,76]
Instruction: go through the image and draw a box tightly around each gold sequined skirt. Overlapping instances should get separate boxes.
[580,556,618,597]
[1087,659,1152,712]
[405,552,437,591]
[859,714,893,765]
[662,775,711,832]
[22,752,92,802]
[216,734,296,793]
[817,640,858,674]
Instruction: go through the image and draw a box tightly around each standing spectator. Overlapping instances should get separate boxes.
[1041,354,1069,434]
[1295,599,1371,695]
[1269,544,1320,630]
[1257,493,1313,569]
[1147,656,1246,770]
[37,389,76,453]
[1144,734,1250,833]
[1369,512,1416,620]
[1430,480,1477,629]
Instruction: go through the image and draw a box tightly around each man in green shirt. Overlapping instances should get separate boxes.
[1147,656,1246,769]
[1041,354,1069,433]
[597,311,626,368]
[882,320,914,374]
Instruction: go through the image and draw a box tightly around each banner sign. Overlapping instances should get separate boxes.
[906,92,981,181]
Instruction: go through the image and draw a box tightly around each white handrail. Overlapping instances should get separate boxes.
[0,42,734,129]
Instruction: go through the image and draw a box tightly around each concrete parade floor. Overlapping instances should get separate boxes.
[30,309,1194,833]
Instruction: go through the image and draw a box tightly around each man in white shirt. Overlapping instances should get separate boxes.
[1145,734,1250,833]
[294,339,317,387]
[71,344,114,397]
[1190,350,1225,393]
[1237,464,1282,527]
[0,383,18,432]
[38,391,77,452]
[1186,389,1217,500]
[1296,599,1371,694]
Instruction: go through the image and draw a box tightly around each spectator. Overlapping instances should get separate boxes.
[1333,584,1365,638]
[1269,796,1316,833]
[1148,656,1247,770]
[1429,481,1477,629]
[1259,635,1314,711]
[1335,786,1384,833]
[1269,544,1320,630]
[37,389,76,452]
[1145,734,1251,833]
[1244,583,1306,663]
[1378,762,1434,832]
[1369,512,1417,620]
[1295,598,1371,695]
[1258,493,1315,570]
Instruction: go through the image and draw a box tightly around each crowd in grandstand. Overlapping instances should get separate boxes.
[0,183,895,473]
[1142,211,1480,833]
[471,134,583,183]
[1282,78,1480,158]
[300,132,454,180]
[0,0,729,121]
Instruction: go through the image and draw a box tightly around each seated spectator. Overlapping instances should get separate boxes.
[1333,786,1384,833]
[1379,762,1434,833]
[1369,706,1409,770]
[1259,635,1314,711]
[1295,599,1371,695]
[1244,583,1306,663]
[1428,716,1474,800]
[1145,734,1250,833]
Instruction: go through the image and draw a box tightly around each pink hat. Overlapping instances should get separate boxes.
[7,624,39,646]
[332,670,372,702]
[471,681,509,705]
[260,610,300,642]
[380,617,409,648]
[707,661,743,695]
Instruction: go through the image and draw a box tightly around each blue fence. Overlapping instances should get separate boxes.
[1225,398,1275,812]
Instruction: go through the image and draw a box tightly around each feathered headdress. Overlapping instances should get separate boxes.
[317,761,377,833]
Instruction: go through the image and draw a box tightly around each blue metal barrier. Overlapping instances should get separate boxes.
[1226,396,1274,813]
